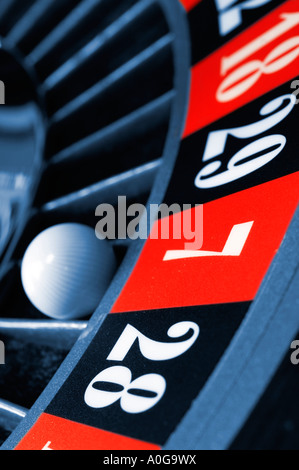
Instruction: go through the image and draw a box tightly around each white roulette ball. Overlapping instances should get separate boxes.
[21,223,117,320]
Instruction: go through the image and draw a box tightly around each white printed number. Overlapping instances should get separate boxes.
[215,0,272,36]
[217,12,299,102]
[85,366,166,414]
[195,93,296,189]
[84,322,199,414]
[164,221,253,261]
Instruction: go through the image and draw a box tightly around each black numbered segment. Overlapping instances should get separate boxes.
[165,81,299,207]
[188,0,285,65]
[47,303,249,446]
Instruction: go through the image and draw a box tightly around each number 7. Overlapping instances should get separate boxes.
[163,221,254,261]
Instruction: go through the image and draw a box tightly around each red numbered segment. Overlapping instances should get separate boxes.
[112,173,299,313]
[15,413,160,451]
[179,0,202,11]
[184,0,299,137]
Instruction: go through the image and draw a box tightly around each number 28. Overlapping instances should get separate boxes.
[84,321,200,414]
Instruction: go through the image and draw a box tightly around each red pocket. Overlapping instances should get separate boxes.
[179,0,202,11]
[184,0,299,137]
[112,173,299,313]
[15,413,160,450]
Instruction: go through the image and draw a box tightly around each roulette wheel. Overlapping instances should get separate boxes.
[0,0,299,450]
